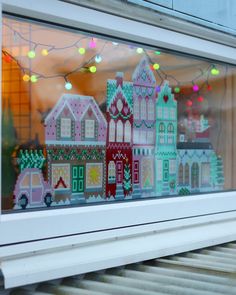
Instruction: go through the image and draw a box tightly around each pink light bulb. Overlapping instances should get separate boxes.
[89,38,96,48]
[192,84,199,92]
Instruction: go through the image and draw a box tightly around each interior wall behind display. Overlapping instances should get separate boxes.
[2,15,236,212]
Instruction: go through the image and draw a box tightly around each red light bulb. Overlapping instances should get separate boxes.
[3,55,12,63]
[197,96,204,102]
[207,84,212,91]
[186,100,193,107]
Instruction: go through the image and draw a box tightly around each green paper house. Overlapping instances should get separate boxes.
[155,81,178,195]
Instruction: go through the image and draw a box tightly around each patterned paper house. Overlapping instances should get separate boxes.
[155,81,178,196]
[132,56,156,198]
[106,72,133,198]
[45,94,107,203]
[177,113,224,194]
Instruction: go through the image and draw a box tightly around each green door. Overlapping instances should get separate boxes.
[163,160,169,182]
[72,165,84,193]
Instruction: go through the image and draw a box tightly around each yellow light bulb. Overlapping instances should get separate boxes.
[89,66,97,73]
[41,49,49,56]
[23,74,30,82]
[153,63,160,70]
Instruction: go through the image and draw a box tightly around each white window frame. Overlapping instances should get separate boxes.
[116,120,123,142]
[1,0,236,289]
[85,119,95,139]
[109,119,115,142]
[124,120,131,142]
[60,117,71,138]
[140,98,147,119]
[169,159,176,174]
[147,99,154,120]
[133,99,139,119]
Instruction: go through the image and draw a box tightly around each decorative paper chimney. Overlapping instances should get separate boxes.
[116,72,124,87]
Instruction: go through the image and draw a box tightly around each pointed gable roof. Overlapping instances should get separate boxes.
[132,56,156,86]
[107,75,133,110]
[45,93,107,127]
[157,80,176,107]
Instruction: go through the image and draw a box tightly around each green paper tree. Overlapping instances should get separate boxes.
[210,154,224,189]
[123,160,132,195]
[18,149,45,171]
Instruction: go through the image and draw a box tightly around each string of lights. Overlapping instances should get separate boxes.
[2,21,222,107]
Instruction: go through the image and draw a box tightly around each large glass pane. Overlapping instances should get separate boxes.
[2,15,236,212]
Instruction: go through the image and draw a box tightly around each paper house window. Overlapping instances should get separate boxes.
[133,129,139,143]
[85,119,95,139]
[133,161,139,183]
[167,123,174,144]
[124,121,131,142]
[157,107,162,119]
[140,98,147,119]
[147,100,154,120]
[147,131,154,144]
[157,160,162,181]
[159,123,165,133]
[170,108,175,119]
[116,120,123,142]
[201,162,210,186]
[133,100,139,119]
[108,161,116,183]
[169,159,176,174]
[163,107,169,119]
[109,119,115,142]
[178,163,184,185]
[86,163,103,189]
[184,163,190,185]
[141,158,154,188]
[140,130,146,144]
[159,123,165,144]
[191,163,200,189]
[52,164,70,189]
[60,118,72,138]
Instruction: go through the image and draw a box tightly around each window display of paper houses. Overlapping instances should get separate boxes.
[12,56,225,210]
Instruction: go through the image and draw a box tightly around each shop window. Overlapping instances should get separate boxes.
[1,13,235,214]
